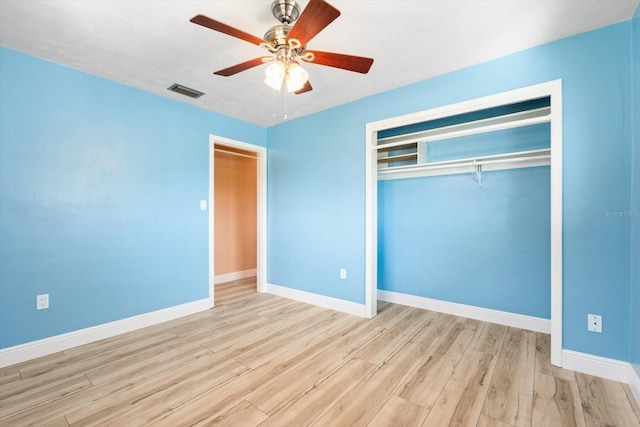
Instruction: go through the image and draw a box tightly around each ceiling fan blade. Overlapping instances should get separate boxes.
[288,0,340,46]
[307,51,374,74]
[190,14,266,47]
[214,58,267,77]
[295,80,313,95]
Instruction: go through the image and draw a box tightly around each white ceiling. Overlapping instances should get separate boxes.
[1,0,637,127]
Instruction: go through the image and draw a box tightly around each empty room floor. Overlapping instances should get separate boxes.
[1,278,639,426]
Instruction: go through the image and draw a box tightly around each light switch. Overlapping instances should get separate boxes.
[200,200,207,211]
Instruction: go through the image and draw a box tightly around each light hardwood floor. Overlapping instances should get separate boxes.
[1,278,639,426]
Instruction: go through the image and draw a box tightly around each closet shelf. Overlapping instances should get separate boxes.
[377,106,551,151]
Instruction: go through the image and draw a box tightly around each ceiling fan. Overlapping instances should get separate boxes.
[190,0,374,94]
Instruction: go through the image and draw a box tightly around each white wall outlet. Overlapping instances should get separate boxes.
[36,294,49,310]
[588,314,602,333]
[200,200,207,211]
[340,268,347,280]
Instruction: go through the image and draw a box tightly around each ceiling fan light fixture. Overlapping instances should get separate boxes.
[286,62,308,92]
[265,60,286,90]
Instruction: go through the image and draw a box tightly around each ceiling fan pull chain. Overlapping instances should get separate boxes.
[284,88,289,120]
[272,87,277,125]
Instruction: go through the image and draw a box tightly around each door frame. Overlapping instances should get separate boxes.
[365,80,563,366]
[209,135,267,308]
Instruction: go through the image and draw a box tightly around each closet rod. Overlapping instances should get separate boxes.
[214,148,259,160]
[380,155,549,174]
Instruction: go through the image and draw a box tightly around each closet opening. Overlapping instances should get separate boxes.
[365,80,563,366]
[208,136,267,308]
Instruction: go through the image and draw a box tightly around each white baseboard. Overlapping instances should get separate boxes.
[214,269,257,284]
[0,298,211,368]
[561,349,631,383]
[377,289,550,334]
[265,283,367,318]
[562,350,640,407]
[629,365,640,408]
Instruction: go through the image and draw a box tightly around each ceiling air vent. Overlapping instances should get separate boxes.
[167,83,205,99]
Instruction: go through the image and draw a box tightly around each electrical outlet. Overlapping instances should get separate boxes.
[588,314,602,333]
[36,294,49,310]
[340,268,347,280]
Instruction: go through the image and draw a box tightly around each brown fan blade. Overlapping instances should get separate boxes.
[307,51,373,74]
[295,80,313,95]
[214,58,267,77]
[288,0,340,46]
[190,14,266,47]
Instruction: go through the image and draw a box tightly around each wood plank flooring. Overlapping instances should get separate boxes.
[1,278,639,426]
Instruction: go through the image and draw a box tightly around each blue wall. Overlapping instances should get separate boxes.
[378,167,551,318]
[631,5,640,378]
[267,111,367,302]
[0,47,266,349]
[268,22,633,360]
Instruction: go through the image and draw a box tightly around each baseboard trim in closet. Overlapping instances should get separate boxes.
[377,289,550,334]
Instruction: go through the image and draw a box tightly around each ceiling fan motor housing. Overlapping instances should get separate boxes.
[264,24,292,47]
[271,0,300,24]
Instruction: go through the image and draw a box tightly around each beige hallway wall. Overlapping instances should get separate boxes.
[214,145,257,275]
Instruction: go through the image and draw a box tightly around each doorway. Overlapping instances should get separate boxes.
[208,135,267,308]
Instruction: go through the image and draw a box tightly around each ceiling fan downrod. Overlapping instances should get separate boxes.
[271,0,300,24]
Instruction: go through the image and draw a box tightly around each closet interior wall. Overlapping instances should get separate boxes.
[376,98,552,320]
